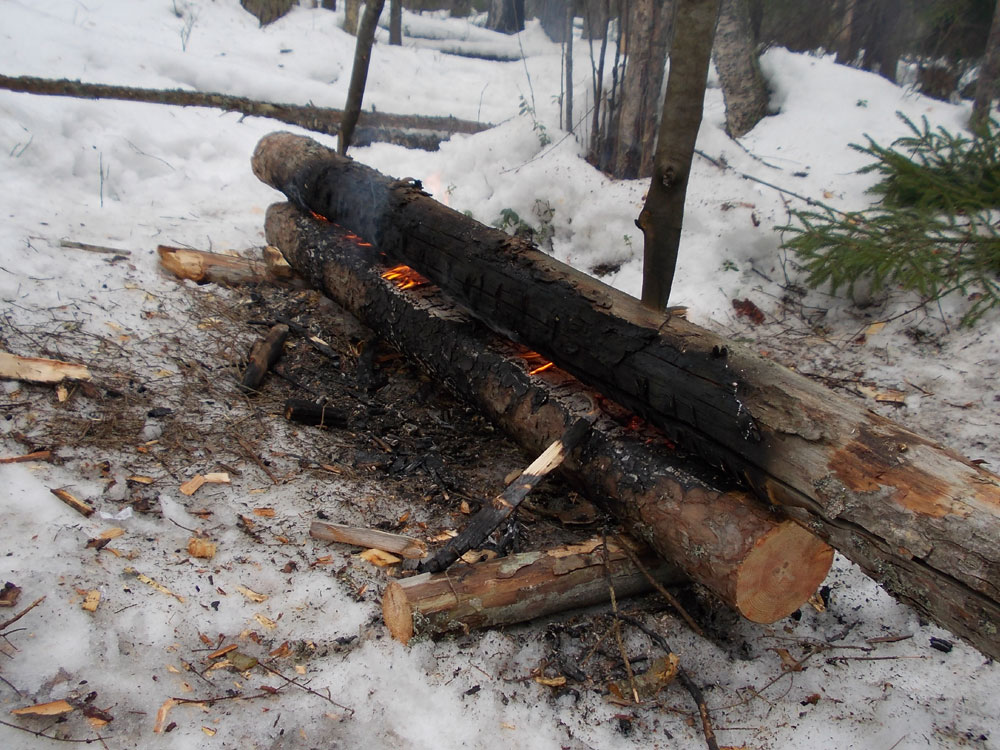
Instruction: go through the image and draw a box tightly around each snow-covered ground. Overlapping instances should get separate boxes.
[1,2,997,748]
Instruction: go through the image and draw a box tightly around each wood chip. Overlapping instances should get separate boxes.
[187,538,216,559]
[203,472,230,484]
[99,527,126,540]
[179,474,207,496]
[153,699,179,733]
[359,548,402,567]
[254,613,277,629]
[0,450,53,464]
[81,590,101,612]
[253,507,276,517]
[123,567,185,603]
[235,585,268,603]
[207,643,238,660]
[50,487,94,517]
[127,475,155,484]
[11,699,75,716]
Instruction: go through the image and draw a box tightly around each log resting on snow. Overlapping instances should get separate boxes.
[253,133,1000,658]
[265,202,833,624]
[383,537,686,644]
[0,74,490,151]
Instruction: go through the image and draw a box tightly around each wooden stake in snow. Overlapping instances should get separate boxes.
[384,537,685,644]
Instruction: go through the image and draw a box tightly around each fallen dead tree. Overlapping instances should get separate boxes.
[254,133,1000,659]
[266,202,834,624]
[0,74,490,151]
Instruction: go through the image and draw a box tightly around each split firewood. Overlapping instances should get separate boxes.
[0,351,91,384]
[263,245,294,279]
[265,204,833,625]
[241,324,289,393]
[418,414,596,574]
[157,245,273,285]
[383,537,685,644]
[284,399,350,428]
[49,488,94,517]
[310,521,427,559]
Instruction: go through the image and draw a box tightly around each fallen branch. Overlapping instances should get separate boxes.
[0,74,490,151]
[0,450,53,464]
[383,537,684,644]
[49,488,94,517]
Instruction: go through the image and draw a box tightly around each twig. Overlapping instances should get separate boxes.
[602,534,639,704]
[614,534,703,638]
[236,436,279,484]
[59,240,131,256]
[618,615,719,750]
[0,718,110,744]
[0,596,45,632]
[259,663,353,715]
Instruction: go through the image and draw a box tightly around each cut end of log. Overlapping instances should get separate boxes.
[382,580,415,644]
[735,521,833,623]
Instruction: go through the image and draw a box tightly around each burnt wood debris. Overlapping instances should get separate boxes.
[253,132,1000,659]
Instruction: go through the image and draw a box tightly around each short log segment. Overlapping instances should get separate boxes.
[383,537,686,644]
[254,134,1000,659]
[265,202,833,624]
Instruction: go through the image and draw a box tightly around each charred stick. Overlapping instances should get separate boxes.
[418,414,595,574]
[240,324,289,393]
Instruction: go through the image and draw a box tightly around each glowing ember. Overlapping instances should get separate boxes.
[309,210,329,222]
[521,350,555,376]
[528,361,554,376]
[381,264,428,291]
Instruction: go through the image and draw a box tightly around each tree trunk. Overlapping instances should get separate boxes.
[586,0,611,167]
[713,0,767,138]
[389,0,403,45]
[488,0,526,33]
[0,74,490,152]
[253,133,1000,659]
[564,3,574,132]
[264,201,834,624]
[340,0,387,154]
[858,0,900,83]
[344,0,361,34]
[383,537,686,643]
[611,0,673,179]
[638,0,719,309]
[972,0,1000,131]
[532,0,570,42]
[241,0,295,25]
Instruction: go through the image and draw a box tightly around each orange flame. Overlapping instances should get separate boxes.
[521,350,555,376]
[381,264,428,291]
[310,210,329,222]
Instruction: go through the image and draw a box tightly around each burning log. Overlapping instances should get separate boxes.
[265,203,833,624]
[383,537,685,644]
[253,133,1000,659]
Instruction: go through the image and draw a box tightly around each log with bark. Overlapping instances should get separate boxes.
[253,133,1000,658]
[383,537,685,644]
[265,202,834,624]
[0,74,490,152]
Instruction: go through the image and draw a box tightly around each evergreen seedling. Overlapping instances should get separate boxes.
[781,113,1000,325]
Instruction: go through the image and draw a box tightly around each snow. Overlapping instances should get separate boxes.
[1,2,998,748]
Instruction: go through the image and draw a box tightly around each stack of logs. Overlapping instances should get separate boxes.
[249,132,1000,660]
